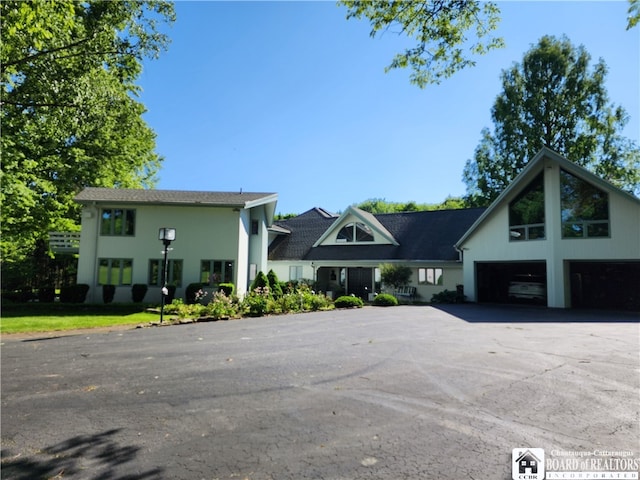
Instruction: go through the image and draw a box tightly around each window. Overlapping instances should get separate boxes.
[289,265,303,281]
[200,260,233,285]
[509,173,545,241]
[418,268,443,285]
[149,259,183,287]
[336,222,374,242]
[251,220,259,235]
[560,169,609,238]
[98,258,133,285]
[101,209,135,236]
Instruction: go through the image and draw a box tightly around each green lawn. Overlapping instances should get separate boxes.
[1,303,160,334]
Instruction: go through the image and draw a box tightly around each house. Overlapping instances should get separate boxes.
[73,148,638,310]
[267,205,485,300]
[455,147,640,310]
[74,188,277,303]
[515,450,541,475]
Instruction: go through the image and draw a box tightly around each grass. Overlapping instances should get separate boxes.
[1,303,160,334]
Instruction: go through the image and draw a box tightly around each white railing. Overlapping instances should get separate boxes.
[49,232,81,253]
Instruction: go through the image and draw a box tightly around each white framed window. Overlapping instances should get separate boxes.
[200,260,234,286]
[149,259,183,287]
[98,258,133,285]
[418,268,443,286]
[336,222,374,242]
[289,265,303,281]
[100,209,135,236]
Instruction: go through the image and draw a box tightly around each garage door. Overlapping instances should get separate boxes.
[570,261,640,311]
[476,261,547,305]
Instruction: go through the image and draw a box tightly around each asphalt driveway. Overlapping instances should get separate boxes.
[1,304,638,479]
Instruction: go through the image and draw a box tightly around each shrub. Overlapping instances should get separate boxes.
[185,282,205,304]
[334,295,364,308]
[267,270,283,298]
[250,271,269,291]
[60,284,90,303]
[242,287,270,316]
[132,284,148,303]
[373,293,398,306]
[102,284,116,304]
[430,289,465,304]
[218,283,235,296]
[379,263,413,290]
[164,298,204,319]
[204,291,240,319]
[38,286,56,303]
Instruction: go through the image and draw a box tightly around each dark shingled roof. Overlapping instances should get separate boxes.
[75,187,277,207]
[269,207,486,262]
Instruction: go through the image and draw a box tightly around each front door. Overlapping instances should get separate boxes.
[347,268,372,300]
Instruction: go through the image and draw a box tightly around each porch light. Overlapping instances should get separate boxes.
[158,227,176,323]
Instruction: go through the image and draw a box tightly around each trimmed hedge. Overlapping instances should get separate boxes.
[132,284,148,303]
[334,295,364,308]
[102,284,116,304]
[60,284,90,303]
[218,283,235,296]
[372,293,398,306]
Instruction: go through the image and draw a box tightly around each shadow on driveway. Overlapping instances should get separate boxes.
[1,429,164,480]
[432,303,640,323]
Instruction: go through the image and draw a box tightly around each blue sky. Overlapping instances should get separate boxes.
[138,1,639,215]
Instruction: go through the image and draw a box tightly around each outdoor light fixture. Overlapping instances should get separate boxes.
[158,227,176,323]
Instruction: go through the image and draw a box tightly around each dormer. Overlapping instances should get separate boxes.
[313,206,399,247]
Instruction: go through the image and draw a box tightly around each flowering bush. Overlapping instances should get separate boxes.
[242,286,271,317]
[203,291,240,319]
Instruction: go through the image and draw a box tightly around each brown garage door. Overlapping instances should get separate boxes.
[570,261,640,311]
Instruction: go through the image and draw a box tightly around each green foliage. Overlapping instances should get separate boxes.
[267,270,283,298]
[463,35,640,206]
[1,1,175,266]
[250,271,269,291]
[218,283,235,296]
[339,0,503,87]
[203,291,240,320]
[242,287,271,317]
[131,284,148,303]
[334,295,364,308]
[60,284,89,303]
[628,0,640,29]
[430,289,465,304]
[379,263,413,289]
[372,293,398,307]
[102,284,116,304]
[356,196,468,213]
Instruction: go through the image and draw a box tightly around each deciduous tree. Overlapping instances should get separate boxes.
[1,1,175,268]
[339,0,503,87]
[463,35,640,206]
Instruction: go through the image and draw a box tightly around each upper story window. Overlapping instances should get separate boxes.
[101,208,135,236]
[336,222,374,243]
[560,169,609,238]
[509,173,545,241]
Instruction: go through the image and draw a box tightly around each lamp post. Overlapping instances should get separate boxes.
[158,227,176,323]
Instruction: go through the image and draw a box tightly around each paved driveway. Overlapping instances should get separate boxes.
[2,305,638,479]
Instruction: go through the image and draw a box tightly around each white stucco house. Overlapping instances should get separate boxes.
[267,205,485,301]
[73,148,639,310]
[455,147,640,310]
[74,188,277,303]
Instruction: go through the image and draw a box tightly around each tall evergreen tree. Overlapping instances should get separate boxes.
[463,35,639,206]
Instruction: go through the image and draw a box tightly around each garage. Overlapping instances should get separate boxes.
[570,261,640,311]
[476,261,547,305]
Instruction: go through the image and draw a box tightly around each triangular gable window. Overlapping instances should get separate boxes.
[336,222,374,243]
[560,169,609,238]
[509,173,545,241]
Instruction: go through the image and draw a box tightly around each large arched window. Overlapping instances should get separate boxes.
[336,222,374,242]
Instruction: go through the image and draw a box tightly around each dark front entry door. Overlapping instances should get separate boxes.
[347,268,372,300]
